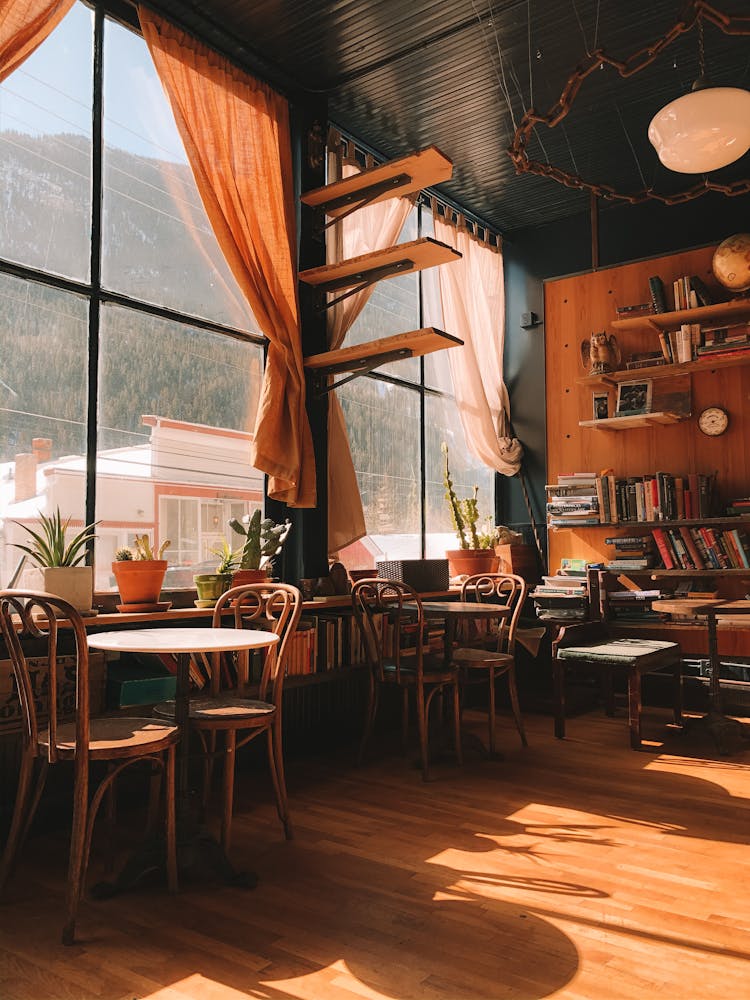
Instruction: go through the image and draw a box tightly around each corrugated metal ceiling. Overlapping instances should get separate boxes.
[146,0,750,233]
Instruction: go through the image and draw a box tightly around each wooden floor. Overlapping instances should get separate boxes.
[1,707,749,1000]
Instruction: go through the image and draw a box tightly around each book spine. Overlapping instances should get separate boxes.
[648,275,666,313]
[679,526,705,569]
[730,529,750,569]
[652,528,675,569]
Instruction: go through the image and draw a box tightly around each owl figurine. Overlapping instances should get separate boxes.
[580,331,621,374]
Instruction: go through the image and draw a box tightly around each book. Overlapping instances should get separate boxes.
[652,528,676,569]
[688,274,713,307]
[648,275,667,313]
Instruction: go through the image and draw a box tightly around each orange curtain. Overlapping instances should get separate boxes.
[138,7,315,507]
[0,0,74,82]
[326,131,416,553]
[430,208,523,476]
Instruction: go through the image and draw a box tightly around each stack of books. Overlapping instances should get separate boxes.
[604,534,656,571]
[530,561,590,622]
[546,473,600,527]
[727,496,750,517]
[607,588,663,622]
[695,321,750,361]
[672,274,713,310]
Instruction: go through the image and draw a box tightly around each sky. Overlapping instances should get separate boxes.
[0,1,186,164]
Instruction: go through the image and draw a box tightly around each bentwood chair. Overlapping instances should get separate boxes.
[0,590,179,945]
[154,583,301,853]
[453,573,529,755]
[352,578,462,781]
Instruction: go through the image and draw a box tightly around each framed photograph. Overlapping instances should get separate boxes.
[616,379,652,416]
[592,393,609,420]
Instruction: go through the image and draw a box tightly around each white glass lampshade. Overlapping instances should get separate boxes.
[648,86,750,173]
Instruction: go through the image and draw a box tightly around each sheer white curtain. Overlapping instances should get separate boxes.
[326,131,416,553]
[426,206,523,476]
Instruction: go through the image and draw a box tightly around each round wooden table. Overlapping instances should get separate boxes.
[88,626,279,890]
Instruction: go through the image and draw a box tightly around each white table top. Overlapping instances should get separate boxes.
[87,626,279,655]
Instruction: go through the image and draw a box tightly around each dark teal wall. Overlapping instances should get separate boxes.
[501,190,750,568]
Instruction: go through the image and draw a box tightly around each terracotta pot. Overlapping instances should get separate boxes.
[445,548,498,577]
[112,560,168,606]
[230,568,269,588]
[194,572,233,602]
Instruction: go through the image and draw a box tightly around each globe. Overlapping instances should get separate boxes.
[712,233,750,293]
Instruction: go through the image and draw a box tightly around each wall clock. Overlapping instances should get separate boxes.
[698,406,729,436]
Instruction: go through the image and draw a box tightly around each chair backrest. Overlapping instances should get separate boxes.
[0,589,90,764]
[351,578,424,682]
[460,573,528,655]
[211,583,302,704]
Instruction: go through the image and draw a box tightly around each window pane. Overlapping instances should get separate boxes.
[0,274,88,588]
[344,208,420,383]
[102,19,258,333]
[337,379,421,568]
[0,3,92,280]
[95,305,264,589]
[424,393,495,558]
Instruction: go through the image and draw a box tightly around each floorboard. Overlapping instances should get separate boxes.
[1,707,749,999]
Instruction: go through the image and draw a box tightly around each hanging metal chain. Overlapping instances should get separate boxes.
[508,1,750,207]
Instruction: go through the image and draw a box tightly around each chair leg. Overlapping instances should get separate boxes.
[62,765,89,946]
[164,746,178,894]
[268,722,293,840]
[487,667,497,757]
[507,666,528,747]
[147,758,162,834]
[553,660,566,739]
[357,669,377,765]
[416,684,430,781]
[672,661,684,727]
[203,730,218,808]
[401,687,410,754]
[0,748,36,893]
[221,729,237,855]
[104,766,117,875]
[627,669,643,751]
[452,683,462,766]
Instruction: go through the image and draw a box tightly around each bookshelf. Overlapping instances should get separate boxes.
[545,242,750,623]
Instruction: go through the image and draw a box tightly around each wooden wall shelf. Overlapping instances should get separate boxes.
[551,515,750,530]
[300,146,453,218]
[611,297,750,333]
[579,351,750,388]
[578,411,685,430]
[298,237,461,292]
[304,327,462,378]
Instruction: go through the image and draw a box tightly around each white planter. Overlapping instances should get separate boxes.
[42,566,94,613]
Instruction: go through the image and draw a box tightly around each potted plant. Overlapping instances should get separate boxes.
[442,443,499,577]
[112,534,171,610]
[229,510,292,586]
[194,540,239,606]
[11,507,98,613]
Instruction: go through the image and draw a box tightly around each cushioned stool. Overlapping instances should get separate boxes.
[553,629,683,750]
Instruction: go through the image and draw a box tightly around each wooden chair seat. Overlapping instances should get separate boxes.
[452,647,514,668]
[154,696,275,726]
[382,657,456,682]
[39,718,178,759]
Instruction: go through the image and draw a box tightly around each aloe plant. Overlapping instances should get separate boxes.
[210,539,241,574]
[229,510,291,570]
[11,508,97,568]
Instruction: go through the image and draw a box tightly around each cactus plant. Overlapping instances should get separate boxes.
[229,510,291,571]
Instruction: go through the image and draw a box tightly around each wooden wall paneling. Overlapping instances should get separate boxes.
[544,244,750,578]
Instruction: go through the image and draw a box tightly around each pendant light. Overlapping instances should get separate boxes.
[648,18,750,174]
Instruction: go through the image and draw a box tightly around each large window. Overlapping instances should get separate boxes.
[0,4,265,592]
[337,202,496,569]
